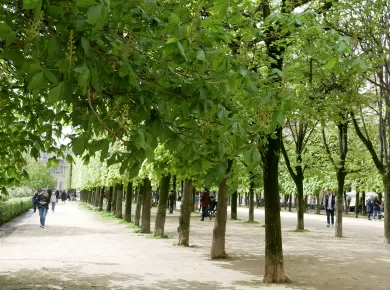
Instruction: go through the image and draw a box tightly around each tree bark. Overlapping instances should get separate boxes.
[316,194,320,214]
[99,187,104,211]
[135,184,144,227]
[288,194,292,212]
[154,174,171,236]
[178,179,193,246]
[116,184,123,218]
[355,191,360,218]
[210,160,233,259]
[384,174,390,244]
[107,186,113,212]
[335,170,346,238]
[296,172,304,229]
[141,178,152,233]
[248,176,255,222]
[125,182,133,222]
[231,191,237,220]
[260,128,289,283]
[238,193,241,206]
[362,191,366,215]
[112,185,117,213]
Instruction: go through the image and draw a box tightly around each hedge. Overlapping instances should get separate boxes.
[0,197,32,225]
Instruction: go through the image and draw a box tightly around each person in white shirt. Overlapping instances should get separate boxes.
[50,189,57,213]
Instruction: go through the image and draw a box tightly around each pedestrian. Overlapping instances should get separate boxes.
[324,188,335,227]
[50,189,56,213]
[194,191,200,211]
[55,189,60,203]
[373,197,381,221]
[46,185,52,213]
[200,187,210,221]
[38,190,49,228]
[168,191,175,214]
[366,196,373,220]
[61,190,67,204]
[32,191,39,213]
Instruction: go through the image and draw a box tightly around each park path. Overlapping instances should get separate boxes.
[0,202,293,290]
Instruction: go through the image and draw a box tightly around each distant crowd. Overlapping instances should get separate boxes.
[32,186,77,228]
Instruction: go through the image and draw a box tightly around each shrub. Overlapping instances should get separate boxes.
[0,197,32,225]
[8,187,34,199]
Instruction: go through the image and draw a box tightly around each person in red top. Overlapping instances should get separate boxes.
[200,187,210,221]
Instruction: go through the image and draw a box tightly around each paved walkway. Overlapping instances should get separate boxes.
[0,201,389,290]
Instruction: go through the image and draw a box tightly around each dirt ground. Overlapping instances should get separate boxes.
[0,201,389,290]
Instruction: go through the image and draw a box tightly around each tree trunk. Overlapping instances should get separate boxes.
[192,187,196,211]
[231,191,237,220]
[141,178,152,233]
[135,184,144,227]
[112,185,117,213]
[355,191,360,218]
[362,191,366,215]
[116,184,123,218]
[260,128,289,283]
[335,170,346,238]
[107,186,113,212]
[296,170,304,230]
[154,174,171,236]
[384,174,390,244]
[288,194,292,212]
[248,177,255,222]
[316,195,320,214]
[125,182,133,222]
[238,193,241,206]
[99,187,104,211]
[177,179,193,246]
[284,195,288,210]
[344,190,348,214]
[210,160,233,259]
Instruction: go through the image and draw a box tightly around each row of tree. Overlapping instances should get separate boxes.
[1,0,389,283]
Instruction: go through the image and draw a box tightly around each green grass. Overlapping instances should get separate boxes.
[172,243,198,247]
[146,235,170,239]
[243,221,260,224]
[126,223,140,229]
[229,218,242,221]
[261,224,266,227]
[289,229,310,232]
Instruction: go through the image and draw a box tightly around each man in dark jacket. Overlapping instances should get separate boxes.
[200,187,210,221]
[324,188,335,227]
[373,197,381,221]
[366,197,373,220]
[32,191,39,213]
[168,191,175,214]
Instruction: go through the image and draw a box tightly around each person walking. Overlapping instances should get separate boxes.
[168,191,175,214]
[200,187,210,221]
[50,190,56,213]
[366,196,373,220]
[373,197,381,221]
[38,190,49,228]
[61,190,67,204]
[32,191,39,213]
[46,185,52,212]
[324,188,335,227]
[55,189,60,203]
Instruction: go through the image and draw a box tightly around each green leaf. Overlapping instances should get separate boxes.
[28,71,46,89]
[177,41,188,62]
[81,37,90,56]
[66,154,74,164]
[30,147,39,160]
[169,13,180,24]
[244,144,260,168]
[23,0,40,9]
[48,37,61,60]
[325,58,336,70]
[128,66,139,89]
[87,5,102,25]
[128,163,140,179]
[72,134,86,156]
[0,23,11,38]
[100,139,110,161]
[196,50,205,61]
[76,0,98,8]
[44,70,58,83]
[48,83,64,104]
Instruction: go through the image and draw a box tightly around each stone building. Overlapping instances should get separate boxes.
[40,152,71,191]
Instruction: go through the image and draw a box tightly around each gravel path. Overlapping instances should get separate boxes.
[0,201,389,290]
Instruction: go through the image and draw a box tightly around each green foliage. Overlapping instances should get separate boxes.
[0,197,32,225]
[21,156,57,190]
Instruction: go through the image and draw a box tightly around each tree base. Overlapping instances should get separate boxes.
[263,273,291,283]
[210,252,228,259]
[263,264,291,283]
